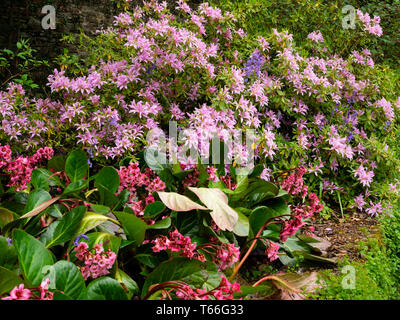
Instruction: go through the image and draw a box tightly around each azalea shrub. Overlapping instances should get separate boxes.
[0,147,329,300]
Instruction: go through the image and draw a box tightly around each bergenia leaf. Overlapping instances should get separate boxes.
[157,191,207,212]
[188,187,238,231]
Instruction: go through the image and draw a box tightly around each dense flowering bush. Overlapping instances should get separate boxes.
[0,0,399,301]
[1,0,398,215]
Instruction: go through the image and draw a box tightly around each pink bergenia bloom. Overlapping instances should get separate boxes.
[265,241,280,262]
[2,284,31,300]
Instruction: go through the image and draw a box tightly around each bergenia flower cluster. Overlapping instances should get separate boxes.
[74,242,116,280]
[152,229,206,262]
[0,144,54,191]
[174,275,241,300]
[1,279,53,301]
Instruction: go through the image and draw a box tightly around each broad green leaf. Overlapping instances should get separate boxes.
[144,201,166,217]
[0,236,17,269]
[249,206,280,235]
[30,169,49,191]
[157,191,207,211]
[20,196,60,219]
[90,204,110,214]
[94,166,120,193]
[147,217,171,230]
[114,211,147,246]
[43,206,86,248]
[232,209,250,237]
[43,261,87,299]
[0,266,23,295]
[23,189,51,215]
[230,174,249,201]
[188,187,238,231]
[74,212,120,238]
[13,229,54,286]
[63,180,88,195]
[141,257,204,298]
[86,232,122,254]
[65,150,89,182]
[244,180,279,205]
[87,277,128,300]
[115,268,139,299]
[0,207,14,228]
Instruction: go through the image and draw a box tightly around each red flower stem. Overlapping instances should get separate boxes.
[229,214,292,282]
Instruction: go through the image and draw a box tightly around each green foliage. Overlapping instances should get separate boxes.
[313,209,400,300]
[0,39,50,91]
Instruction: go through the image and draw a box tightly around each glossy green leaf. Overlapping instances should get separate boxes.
[13,229,54,286]
[87,277,128,300]
[65,150,89,182]
[141,257,204,298]
[94,166,120,193]
[43,261,87,299]
[115,268,139,299]
[0,207,14,229]
[114,211,148,246]
[74,212,120,238]
[0,266,23,295]
[147,217,171,230]
[0,236,17,269]
[43,206,86,248]
[23,189,51,215]
[144,201,166,217]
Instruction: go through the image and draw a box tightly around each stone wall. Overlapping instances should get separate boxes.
[0,0,203,58]
[0,0,121,57]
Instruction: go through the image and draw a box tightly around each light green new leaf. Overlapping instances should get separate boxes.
[188,187,238,231]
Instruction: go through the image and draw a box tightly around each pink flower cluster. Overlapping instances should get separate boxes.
[280,167,308,197]
[1,279,53,300]
[356,9,383,37]
[152,229,206,262]
[264,241,280,262]
[354,164,374,187]
[214,243,240,270]
[74,242,116,280]
[175,275,241,300]
[118,162,166,216]
[279,191,323,242]
[0,144,54,191]
[307,30,324,43]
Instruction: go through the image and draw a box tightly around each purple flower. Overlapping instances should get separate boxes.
[74,234,89,246]
[6,237,12,246]
[243,50,265,78]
